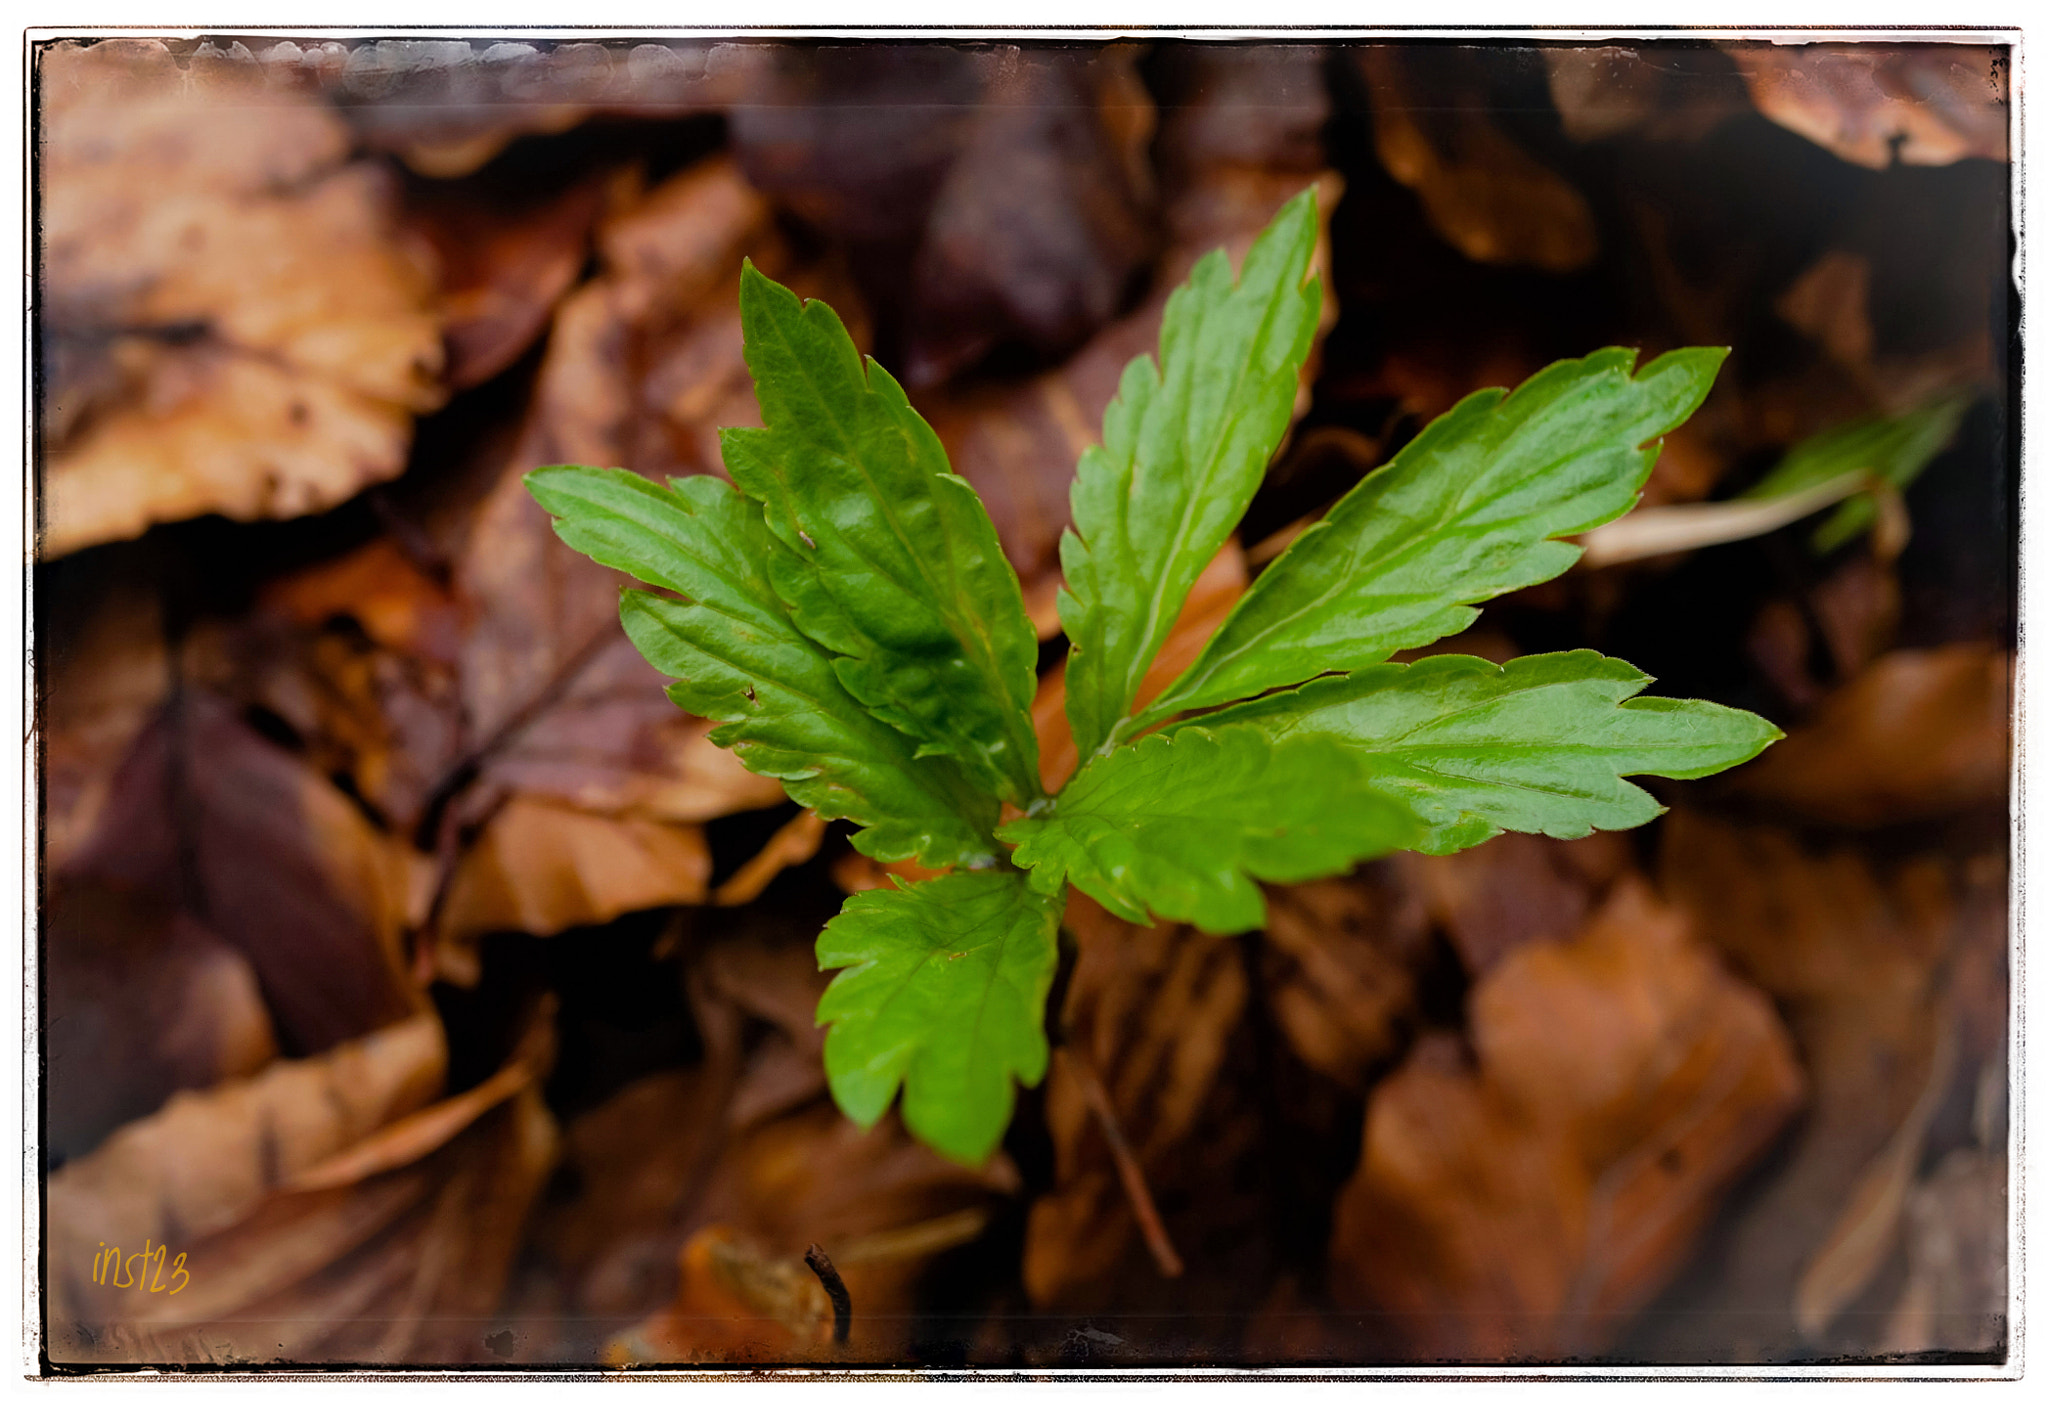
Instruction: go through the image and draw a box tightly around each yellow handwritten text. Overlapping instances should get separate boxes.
[91,1240,189,1296]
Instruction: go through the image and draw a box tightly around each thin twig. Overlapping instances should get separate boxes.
[1059,1048,1185,1279]
[803,1244,852,1345]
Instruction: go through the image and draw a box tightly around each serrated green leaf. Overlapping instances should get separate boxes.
[527,465,999,868]
[720,263,1042,806]
[1057,188,1324,762]
[1742,390,1972,552]
[999,726,1423,935]
[815,867,1061,1165]
[1184,651,1782,855]
[1138,347,1727,727]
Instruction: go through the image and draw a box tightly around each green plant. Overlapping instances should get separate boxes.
[526,189,1781,1165]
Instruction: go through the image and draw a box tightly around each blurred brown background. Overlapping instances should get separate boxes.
[34,36,2011,1368]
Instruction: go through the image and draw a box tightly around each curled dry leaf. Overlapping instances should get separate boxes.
[1328,879,1804,1360]
[47,1009,560,1364]
[1728,42,2008,171]
[39,580,171,872]
[1731,644,2009,826]
[1355,47,1598,274]
[38,40,445,557]
[61,690,428,1057]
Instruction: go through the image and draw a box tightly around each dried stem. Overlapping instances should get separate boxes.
[1059,1047,1185,1279]
[803,1244,852,1345]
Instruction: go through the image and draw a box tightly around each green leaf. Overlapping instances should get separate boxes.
[1138,347,1727,727]
[1057,188,1324,762]
[527,465,1000,869]
[815,867,1062,1165]
[999,726,1423,935]
[721,262,1042,806]
[1184,651,1782,855]
[1742,391,1972,552]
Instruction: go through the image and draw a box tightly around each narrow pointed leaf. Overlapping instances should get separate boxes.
[1057,188,1324,761]
[815,867,1062,1165]
[527,465,999,868]
[1139,347,1727,726]
[999,726,1423,936]
[1184,651,1782,854]
[721,263,1042,805]
[1741,390,1972,552]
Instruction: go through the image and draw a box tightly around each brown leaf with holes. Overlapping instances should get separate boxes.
[45,1008,560,1364]
[1731,644,2009,826]
[1329,879,1804,1360]
[38,40,445,557]
[1355,47,1598,274]
[1728,43,2008,171]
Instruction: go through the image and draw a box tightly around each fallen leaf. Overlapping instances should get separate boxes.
[39,579,170,872]
[38,40,446,557]
[712,811,829,908]
[1730,644,2009,826]
[1397,831,1634,978]
[1258,868,1432,1091]
[403,171,614,390]
[1645,809,1991,1360]
[1544,44,1751,145]
[731,44,1157,387]
[61,690,428,1057]
[43,884,280,1166]
[1728,43,2008,171]
[433,797,711,984]
[1328,879,1804,1360]
[1355,47,1599,274]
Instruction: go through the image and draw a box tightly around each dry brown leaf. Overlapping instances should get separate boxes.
[403,172,613,390]
[1397,831,1634,977]
[434,797,711,983]
[46,1006,560,1365]
[39,580,171,872]
[1881,1147,2008,1356]
[62,690,429,1056]
[1648,810,1996,1359]
[1259,870,1432,1092]
[1544,45,1751,145]
[1328,879,1804,1360]
[712,811,829,908]
[38,40,445,557]
[1731,644,2009,826]
[608,1226,835,1364]
[1357,47,1598,274]
[1729,43,2008,171]
[43,884,281,1165]
[1023,894,1262,1316]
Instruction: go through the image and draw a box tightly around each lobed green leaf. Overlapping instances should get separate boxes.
[1057,188,1324,762]
[722,263,1043,806]
[1184,650,1782,854]
[1138,346,1727,726]
[815,867,1062,1165]
[527,465,1000,868]
[1000,725,1423,935]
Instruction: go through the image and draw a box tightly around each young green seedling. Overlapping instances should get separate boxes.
[527,189,1782,1166]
